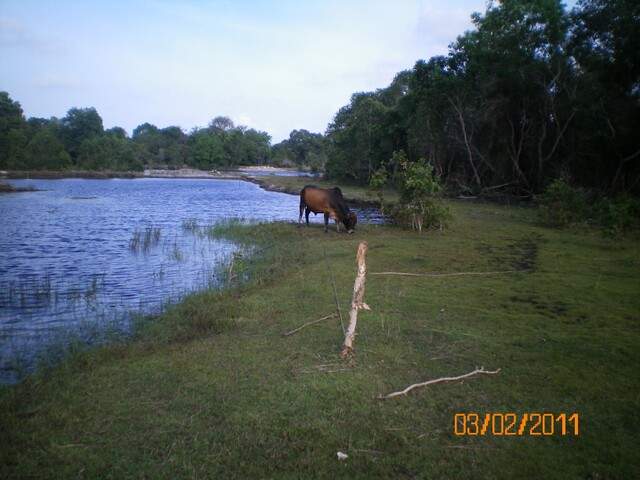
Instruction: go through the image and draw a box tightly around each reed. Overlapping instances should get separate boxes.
[129,225,162,253]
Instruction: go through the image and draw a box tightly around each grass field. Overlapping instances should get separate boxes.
[1,193,639,479]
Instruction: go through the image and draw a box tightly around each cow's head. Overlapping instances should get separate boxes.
[344,212,357,233]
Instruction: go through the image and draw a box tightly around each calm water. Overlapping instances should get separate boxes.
[0,178,300,383]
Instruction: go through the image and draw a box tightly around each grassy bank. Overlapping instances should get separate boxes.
[246,174,395,206]
[1,201,639,478]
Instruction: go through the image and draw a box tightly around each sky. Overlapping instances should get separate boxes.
[2,0,509,143]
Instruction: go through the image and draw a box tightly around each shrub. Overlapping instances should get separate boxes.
[540,179,640,238]
[595,194,640,238]
[539,179,588,227]
[391,151,451,231]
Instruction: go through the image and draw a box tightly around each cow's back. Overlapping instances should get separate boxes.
[300,185,332,213]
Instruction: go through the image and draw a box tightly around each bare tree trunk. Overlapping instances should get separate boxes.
[449,98,482,187]
[342,242,370,356]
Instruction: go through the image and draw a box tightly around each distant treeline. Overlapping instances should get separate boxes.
[0,90,328,174]
[1,0,638,196]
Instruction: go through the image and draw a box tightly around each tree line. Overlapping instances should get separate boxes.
[1,0,638,196]
[0,90,328,173]
[324,0,639,196]
[0,98,279,172]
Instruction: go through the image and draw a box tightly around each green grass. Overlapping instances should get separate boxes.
[1,201,639,479]
[252,174,398,205]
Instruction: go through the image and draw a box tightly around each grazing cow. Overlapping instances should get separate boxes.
[298,185,357,233]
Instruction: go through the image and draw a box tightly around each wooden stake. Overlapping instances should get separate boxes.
[341,242,370,356]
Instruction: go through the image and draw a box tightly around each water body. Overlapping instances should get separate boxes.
[0,178,302,384]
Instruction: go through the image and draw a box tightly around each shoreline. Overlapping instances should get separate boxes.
[3,169,383,207]
[3,167,304,196]
[5,166,299,181]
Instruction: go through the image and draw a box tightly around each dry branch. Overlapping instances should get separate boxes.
[376,367,501,400]
[371,270,530,278]
[282,312,338,337]
[341,242,369,356]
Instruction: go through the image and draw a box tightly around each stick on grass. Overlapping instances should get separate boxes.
[376,367,501,400]
[282,312,338,337]
[371,270,530,277]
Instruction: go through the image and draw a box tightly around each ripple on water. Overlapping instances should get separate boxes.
[0,178,304,383]
[0,178,387,383]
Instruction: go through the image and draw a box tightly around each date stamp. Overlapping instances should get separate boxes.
[454,413,579,436]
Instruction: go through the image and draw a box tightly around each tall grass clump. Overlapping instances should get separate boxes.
[200,218,252,241]
[129,225,162,252]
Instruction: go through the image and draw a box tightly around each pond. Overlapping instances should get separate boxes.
[0,178,304,384]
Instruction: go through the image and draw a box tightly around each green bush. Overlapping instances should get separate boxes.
[595,194,640,238]
[539,179,588,227]
[390,151,451,231]
[540,179,639,238]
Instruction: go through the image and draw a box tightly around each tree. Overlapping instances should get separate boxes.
[188,130,229,169]
[76,137,111,170]
[325,92,388,181]
[568,0,640,193]
[0,91,27,169]
[208,116,235,134]
[325,72,414,182]
[24,126,71,170]
[449,0,573,193]
[237,128,271,165]
[570,0,640,100]
[106,126,128,140]
[61,107,104,163]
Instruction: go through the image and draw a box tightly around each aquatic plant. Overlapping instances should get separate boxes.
[129,225,162,253]
[181,218,200,233]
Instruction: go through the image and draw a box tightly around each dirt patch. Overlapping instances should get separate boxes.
[509,294,567,317]
[476,233,545,272]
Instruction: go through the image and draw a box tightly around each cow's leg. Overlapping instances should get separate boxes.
[335,220,340,233]
[305,208,311,226]
[323,213,330,233]
[298,202,306,228]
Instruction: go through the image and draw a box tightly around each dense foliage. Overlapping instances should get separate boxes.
[1,0,638,197]
[539,178,640,236]
[0,100,274,172]
[324,0,639,196]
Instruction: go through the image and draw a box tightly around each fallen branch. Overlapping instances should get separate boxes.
[371,270,530,278]
[282,312,338,337]
[376,367,501,400]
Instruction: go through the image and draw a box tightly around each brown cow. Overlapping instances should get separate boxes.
[298,185,357,233]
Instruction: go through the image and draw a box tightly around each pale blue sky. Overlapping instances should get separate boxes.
[0,1,568,143]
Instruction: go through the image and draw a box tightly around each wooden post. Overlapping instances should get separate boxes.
[342,242,370,356]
